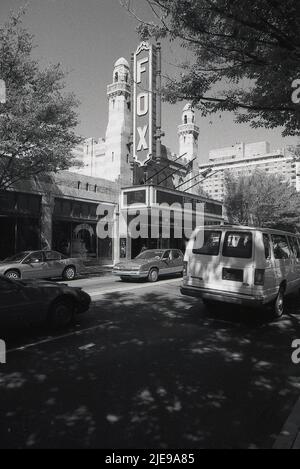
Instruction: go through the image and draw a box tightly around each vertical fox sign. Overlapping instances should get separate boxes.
[133,42,157,166]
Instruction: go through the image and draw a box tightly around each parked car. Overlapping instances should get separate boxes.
[181,224,300,318]
[0,275,91,329]
[0,250,81,281]
[113,249,184,282]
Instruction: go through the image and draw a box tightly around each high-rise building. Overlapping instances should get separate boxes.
[198,142,300,201]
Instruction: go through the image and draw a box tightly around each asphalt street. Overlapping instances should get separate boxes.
[1,275,300,448]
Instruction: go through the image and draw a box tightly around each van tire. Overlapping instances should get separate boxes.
[273,287,284,318]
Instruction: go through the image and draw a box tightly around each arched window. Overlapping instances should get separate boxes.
[184,115,187,124]
[112,152,114,162]
[125,73,128,83]
[114,72,118,82]
[192,115,195,123]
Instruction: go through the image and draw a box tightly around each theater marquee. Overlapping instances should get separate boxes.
[133,42,157,166]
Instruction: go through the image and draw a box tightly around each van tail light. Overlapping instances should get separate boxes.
[254,269,265,286]
[183,261,188,277]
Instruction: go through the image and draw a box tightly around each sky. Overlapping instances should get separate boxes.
[0,0,297,162]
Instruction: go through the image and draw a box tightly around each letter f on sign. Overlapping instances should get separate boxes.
[137,57,148,83]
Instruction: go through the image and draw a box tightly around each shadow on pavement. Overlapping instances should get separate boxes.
[0,287,300,449]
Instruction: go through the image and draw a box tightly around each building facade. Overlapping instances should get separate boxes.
[199,141,300,201]
[0,50,224,264]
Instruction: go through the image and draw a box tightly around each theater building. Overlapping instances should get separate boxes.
[0,42,224,264]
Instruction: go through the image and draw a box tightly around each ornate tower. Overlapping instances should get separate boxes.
[177,103,200,192]
[103,57,132,185]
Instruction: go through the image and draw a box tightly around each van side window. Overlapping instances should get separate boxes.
[288,236,300,259]
[271,235,290,259]
[222,231,252,259]
[192,230,221,256]
[263,234,271,259]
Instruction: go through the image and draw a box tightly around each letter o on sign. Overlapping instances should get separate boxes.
[137,92,148,116]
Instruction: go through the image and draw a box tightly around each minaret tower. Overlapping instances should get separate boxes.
[177,103,200,193]
[103,57,132,185]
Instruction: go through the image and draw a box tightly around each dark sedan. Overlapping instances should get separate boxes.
[0,275,91,329]
[113,249,184,282]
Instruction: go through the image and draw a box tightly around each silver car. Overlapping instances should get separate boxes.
[0,250,81,281]
[113,249,184,282]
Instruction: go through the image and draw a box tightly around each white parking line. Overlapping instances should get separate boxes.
[78,343,95,351]
[7,324,108,354]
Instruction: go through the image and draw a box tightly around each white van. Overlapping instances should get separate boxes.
[181,225,300,317]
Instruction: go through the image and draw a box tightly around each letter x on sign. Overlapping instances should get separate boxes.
[137,125,148,151]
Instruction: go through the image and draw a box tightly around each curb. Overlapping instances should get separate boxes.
[273,397,300,449]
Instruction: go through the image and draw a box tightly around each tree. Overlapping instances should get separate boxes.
[224,169,300,231]
[0,12,82,191]
[122,0,300,136]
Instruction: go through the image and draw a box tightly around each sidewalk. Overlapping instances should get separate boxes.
[273,397,300,449]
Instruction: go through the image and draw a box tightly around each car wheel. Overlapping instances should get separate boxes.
[273,287,285,318]
[5,269,20,280]
[62,266,76,281]
[48,298,74,329]
[148,268,159,282]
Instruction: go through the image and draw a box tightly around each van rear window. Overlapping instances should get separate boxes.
[222,231,252,259]
[192,230,221,256]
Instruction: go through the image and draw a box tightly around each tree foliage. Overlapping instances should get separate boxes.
[0,12,82,191]
[123,0,300,136]
[224,169,300,231]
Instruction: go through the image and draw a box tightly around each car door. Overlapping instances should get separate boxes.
[160,250,172,275]
[288,236,300,290]
[0,277,31,324]
[44,251,64,278]
[21,251,47,279]
[271,234,293,293]
[171,250,184,274]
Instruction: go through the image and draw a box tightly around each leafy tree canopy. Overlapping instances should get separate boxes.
[0,11,82,191]
[123,0,300,136]
[224,169,300,232]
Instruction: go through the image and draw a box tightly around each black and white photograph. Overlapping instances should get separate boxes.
[0,0,300,452]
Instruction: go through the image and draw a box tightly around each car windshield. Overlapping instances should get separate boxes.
[3,252,30,263]
[135,251,163,260]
